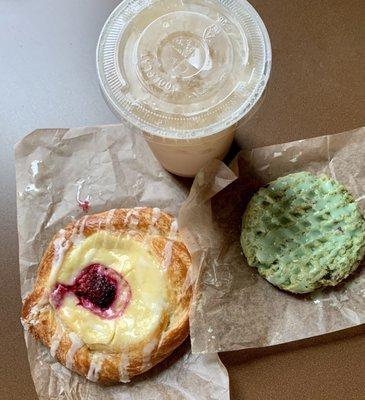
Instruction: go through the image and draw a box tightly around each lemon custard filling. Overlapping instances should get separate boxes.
[49,231,169,351]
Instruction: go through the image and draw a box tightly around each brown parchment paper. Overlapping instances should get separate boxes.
[180,127,365,353]
[14,124,229,400]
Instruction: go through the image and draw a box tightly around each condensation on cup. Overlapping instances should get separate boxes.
[97,0,271,177]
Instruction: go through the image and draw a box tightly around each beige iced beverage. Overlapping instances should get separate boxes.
[97,0,271,177]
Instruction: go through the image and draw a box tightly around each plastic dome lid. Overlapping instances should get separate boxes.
[97,0,271,139]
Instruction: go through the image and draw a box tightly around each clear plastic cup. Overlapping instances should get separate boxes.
[97,0,271,177]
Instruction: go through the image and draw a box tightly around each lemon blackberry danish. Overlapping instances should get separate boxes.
[21,207,191,383]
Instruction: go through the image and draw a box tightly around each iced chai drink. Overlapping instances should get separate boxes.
[97,0,271,176]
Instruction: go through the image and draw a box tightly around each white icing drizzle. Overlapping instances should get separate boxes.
[69,217,86,247]
[147,207,161,236]
[27,306,41,326]
[169,218,178,238]
[143,207,160,244]
[76,180,91,210]
[87,353,105,382]
[26,289,50,326]
[124,209,139,228]
[50,324,63,358]
[105,209,115,230]
[65,332,84,369]
[48,229,70,286]
[162,241,173,272]
[141,339,158,372]
[103,209,115,247]
[151,207,161,226]
[79,215,87,236]
[26,306,41,327]
[118,354,130,383]
[129,215,139,228]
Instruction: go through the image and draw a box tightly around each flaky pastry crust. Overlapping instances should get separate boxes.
[21,207,192,384]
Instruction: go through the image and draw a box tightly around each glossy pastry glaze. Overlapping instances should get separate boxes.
[21,208,192,384]
[52,231,168,352]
